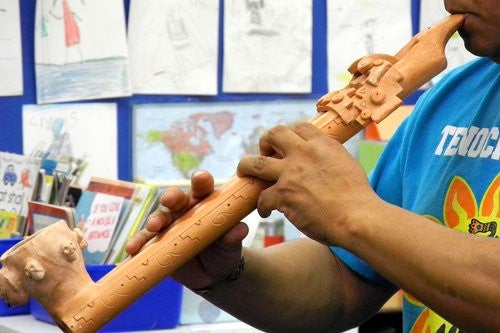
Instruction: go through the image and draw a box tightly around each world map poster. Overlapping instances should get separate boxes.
[132,100,316,183]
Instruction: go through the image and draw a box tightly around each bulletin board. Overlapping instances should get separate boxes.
[0,0,423,182]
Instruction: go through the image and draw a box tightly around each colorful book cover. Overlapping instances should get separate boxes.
[26,201,76,235]
[0,211,21,238]
[0,152,42,221]
[86,176,136,199]
[107,183,159,263]
[76,190,125,265]
[85,177,137,261]
[86,177,135,226]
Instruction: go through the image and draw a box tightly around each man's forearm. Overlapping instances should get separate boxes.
[202,238,390,332]
[344,201,500,333]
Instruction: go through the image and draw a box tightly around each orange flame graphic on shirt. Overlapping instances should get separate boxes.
[407,175,499,332]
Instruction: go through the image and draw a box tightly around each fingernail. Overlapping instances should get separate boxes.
[158,204,169,213]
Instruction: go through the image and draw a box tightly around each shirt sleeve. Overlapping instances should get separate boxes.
[330,57,491,286]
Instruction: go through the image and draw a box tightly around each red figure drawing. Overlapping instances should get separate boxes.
[62,0,80,47]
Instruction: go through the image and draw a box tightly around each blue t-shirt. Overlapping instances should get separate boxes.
[332,57,499,332]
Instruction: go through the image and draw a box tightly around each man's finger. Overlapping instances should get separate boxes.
[237,155,283,181]
[190,170,215,199]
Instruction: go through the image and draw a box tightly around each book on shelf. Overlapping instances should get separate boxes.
[26,201,76,235]
[106,182,159,263]
[85,176,136,234]
[0,211,22,238]
[0,152,42,236]
[76,177,159,265]
[84,177,135,262]
[86,176,137,199]
[76,190,127,265]
[36,159,57,204]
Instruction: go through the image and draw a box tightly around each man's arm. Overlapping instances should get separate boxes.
[204,238,396,333]
[238,123,500,332]
[126,171,396,332]
[343,202,500,333]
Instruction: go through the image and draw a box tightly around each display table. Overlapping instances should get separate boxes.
[0,315,360,332]
[0,315,263,333]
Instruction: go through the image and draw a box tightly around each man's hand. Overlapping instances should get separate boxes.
[237,122,379,247]
[125,171,248,290]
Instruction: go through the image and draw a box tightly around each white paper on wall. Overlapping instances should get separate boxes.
[34,0,131,104]
[327,0,412,91]
[0,0,23,96]
[128,0,219,95]
[223,0,312,93]
[22,103,118,187]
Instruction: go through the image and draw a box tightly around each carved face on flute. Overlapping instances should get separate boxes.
[0,221,90,308]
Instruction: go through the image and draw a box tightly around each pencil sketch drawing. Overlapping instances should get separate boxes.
[128,0,219,95]
[327,0,411,91]
[223,0,312,93]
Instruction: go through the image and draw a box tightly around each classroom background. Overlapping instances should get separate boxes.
[0,1,475,331]
[1,0,476,185]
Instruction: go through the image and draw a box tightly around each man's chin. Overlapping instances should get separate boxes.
[462,37,500,63]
